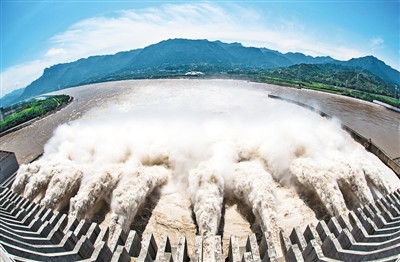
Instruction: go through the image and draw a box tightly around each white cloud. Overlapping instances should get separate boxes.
[47,3,363,61]
[370,37,384,50]
[0,3,393,98]
[1,60,52,97]
[45,48,67,57]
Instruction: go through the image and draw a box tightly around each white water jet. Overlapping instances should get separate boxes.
[68,165,125,220]
[12,161,42,194]
[22,160,71,202]
[10,83,397,252]
[41,164,84,210]
[189,162,225,237]
[108,165,169,246]
[232,160,279,247]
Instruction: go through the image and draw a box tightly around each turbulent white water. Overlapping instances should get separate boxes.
[108,165,170,246]
[189,161,224,237]
[69,165,125,221]
[232,161,279,247]
[12,162,41,195]
[12,83,397,252]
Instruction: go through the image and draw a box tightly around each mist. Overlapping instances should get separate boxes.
[12,83,397,253]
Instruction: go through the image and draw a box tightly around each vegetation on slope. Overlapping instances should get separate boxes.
[0,95,71,133]
[250,64,400,108]
[261,64,394,95]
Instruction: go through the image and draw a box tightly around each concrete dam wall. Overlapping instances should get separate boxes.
[0,185,400,261]
[0,151,19,186]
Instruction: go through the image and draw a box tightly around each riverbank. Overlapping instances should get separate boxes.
[0,95,73,137]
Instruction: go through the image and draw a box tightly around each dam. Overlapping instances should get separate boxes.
[0,79,399,261]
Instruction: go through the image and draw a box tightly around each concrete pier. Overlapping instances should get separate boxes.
[1,185,399,261]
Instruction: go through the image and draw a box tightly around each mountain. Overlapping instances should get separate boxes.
[334,56,400,85]
[9,39,400,103]
[284,52,335,65]
[126,39,236,68]
[20,49,142,99]
[0,88,25,108]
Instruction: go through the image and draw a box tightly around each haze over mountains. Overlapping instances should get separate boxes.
[2,39,399,106]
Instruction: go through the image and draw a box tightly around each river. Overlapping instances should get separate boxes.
[1,79,398,163]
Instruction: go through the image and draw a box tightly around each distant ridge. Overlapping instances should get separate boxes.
[334,56,400,85]
[2,39,399,106]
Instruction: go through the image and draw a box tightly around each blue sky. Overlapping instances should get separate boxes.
[1,0,399,97]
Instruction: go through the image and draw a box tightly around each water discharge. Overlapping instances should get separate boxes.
[232,160,279,247]
[189,161,224,237]
[68,165,123,221]
[11,83,397,256]
[108,165,170,246]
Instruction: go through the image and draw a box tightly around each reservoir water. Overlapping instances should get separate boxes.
[1,79,398,163]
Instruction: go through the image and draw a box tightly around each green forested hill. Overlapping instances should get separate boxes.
[255,63,399,107]
[263,63,395,96]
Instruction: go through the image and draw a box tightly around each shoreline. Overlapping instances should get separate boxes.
[0,95,74,138]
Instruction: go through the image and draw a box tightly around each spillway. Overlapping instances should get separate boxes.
[2,79,399,261]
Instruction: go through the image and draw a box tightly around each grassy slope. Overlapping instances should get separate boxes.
[0,95,71,133]
[250,64,400,108]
